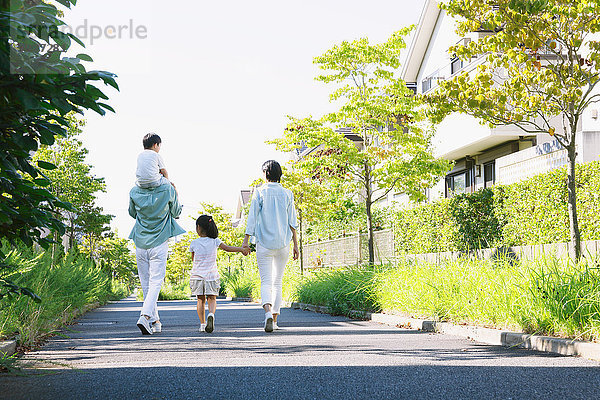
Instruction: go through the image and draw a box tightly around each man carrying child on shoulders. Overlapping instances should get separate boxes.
[128,133,184,335]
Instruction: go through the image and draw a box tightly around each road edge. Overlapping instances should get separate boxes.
[290,301,600,361]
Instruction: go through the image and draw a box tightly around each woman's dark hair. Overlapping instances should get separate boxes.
[196,215,218,239]
[143,133,161,149]
[262,160,282,182]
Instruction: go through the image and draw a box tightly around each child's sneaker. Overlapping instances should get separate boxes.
[152,321,162,333]
[199,323,206,333]
[205,313,215,333]
[273,322,279,330]
[264,312,273,332]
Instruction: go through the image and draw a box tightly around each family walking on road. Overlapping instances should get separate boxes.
[127,133,299,335]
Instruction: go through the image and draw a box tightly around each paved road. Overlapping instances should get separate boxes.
[2,296,600,400]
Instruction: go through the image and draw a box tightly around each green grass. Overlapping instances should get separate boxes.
[293,256,600,342]
[135,281,191,301]
[0,246,131,348]
[295,267,380,316]
[219,257,302,301]
[158,281,191,300]
[220,264,259,298]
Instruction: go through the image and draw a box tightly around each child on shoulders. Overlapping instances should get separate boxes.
[190,215,249,333]
[135,132,174,189]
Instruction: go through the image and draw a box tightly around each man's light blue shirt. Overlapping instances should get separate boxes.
[128,183,185,249]
[245,182,298,250]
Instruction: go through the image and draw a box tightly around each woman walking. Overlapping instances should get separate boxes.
[242,160,299,332]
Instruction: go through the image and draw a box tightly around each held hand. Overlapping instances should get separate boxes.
[241,247,250,256]
[292,245,299,261]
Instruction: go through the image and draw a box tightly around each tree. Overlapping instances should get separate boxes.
[278,164,335,274]
[1,0,117,300]
[427,0,600,260]
[32,114,108,250]
[78,204,113,260]
[165,231,195,284]
[272,29,450,264]
[92,234,137,284]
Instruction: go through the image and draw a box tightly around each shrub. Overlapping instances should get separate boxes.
[451,188,504,249]
[391,161,600,254]
[393,198,459,253]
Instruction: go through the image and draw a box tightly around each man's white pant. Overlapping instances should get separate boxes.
[256,243,289,314]
[136,241,168,322]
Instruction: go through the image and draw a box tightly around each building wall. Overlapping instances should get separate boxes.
[417,10,459,90]
[396,2,600,205]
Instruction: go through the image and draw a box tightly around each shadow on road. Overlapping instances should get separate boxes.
[2,364,600,400]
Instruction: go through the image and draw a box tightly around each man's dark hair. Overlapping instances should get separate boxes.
[196,215,218,239]
[262,160,282,182]
[143,133,161,149]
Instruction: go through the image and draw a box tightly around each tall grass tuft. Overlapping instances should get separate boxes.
[295,266,380,316]
[1,245,131,347]
[294,255,600,342]
[220,265,260,298]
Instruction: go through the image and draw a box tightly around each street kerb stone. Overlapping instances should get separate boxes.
[0,340,17,357]
[297,303,600,361]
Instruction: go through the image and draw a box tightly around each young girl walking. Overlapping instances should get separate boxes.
[190,215,249,333]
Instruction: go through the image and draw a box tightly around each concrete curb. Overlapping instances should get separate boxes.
[0,340,17,358]
[290,302,600,361]
[229,297,253,302]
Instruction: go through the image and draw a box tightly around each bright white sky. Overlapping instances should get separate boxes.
[61,0,425,237]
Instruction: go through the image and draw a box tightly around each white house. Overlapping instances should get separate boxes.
[398,0,600,202]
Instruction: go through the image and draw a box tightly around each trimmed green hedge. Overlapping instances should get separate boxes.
[393,161,600,253]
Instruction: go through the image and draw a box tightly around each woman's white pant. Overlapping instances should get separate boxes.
[256,243,289,314]
[136,241,168,322]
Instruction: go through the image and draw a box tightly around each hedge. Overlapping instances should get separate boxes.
[392,160,600,253]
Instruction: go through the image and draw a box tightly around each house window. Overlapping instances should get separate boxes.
[484,162,495,187]
[451,56,463,75]
[446,170,470,197]
[422,78,432,93]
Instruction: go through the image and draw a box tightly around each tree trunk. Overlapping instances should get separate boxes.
[366,197,375,265]
[566,142,581,261]
[299,209,304,275]
[364,161,375,265]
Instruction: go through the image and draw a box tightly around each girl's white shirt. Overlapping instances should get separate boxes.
[189,237,222,281]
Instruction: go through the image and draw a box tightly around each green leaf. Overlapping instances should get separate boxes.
[14,88,41,111]
[76,53,93,62]
[98,103,115,113]
[37,160,57,170]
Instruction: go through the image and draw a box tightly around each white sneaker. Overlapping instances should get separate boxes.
[137,315,153,335]
[205,313,215,333]
[273,322,279,330]
[264,312,273,332]
[199,324,206,332]
[152,321,162,333]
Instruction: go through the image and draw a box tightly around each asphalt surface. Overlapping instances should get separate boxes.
[1,296,600,400]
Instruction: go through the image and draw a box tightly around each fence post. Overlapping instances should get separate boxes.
[357,233,361,266]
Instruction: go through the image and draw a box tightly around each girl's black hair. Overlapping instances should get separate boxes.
[262,160,282,182]
[143,133,161,149]
[196,215,218,239]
